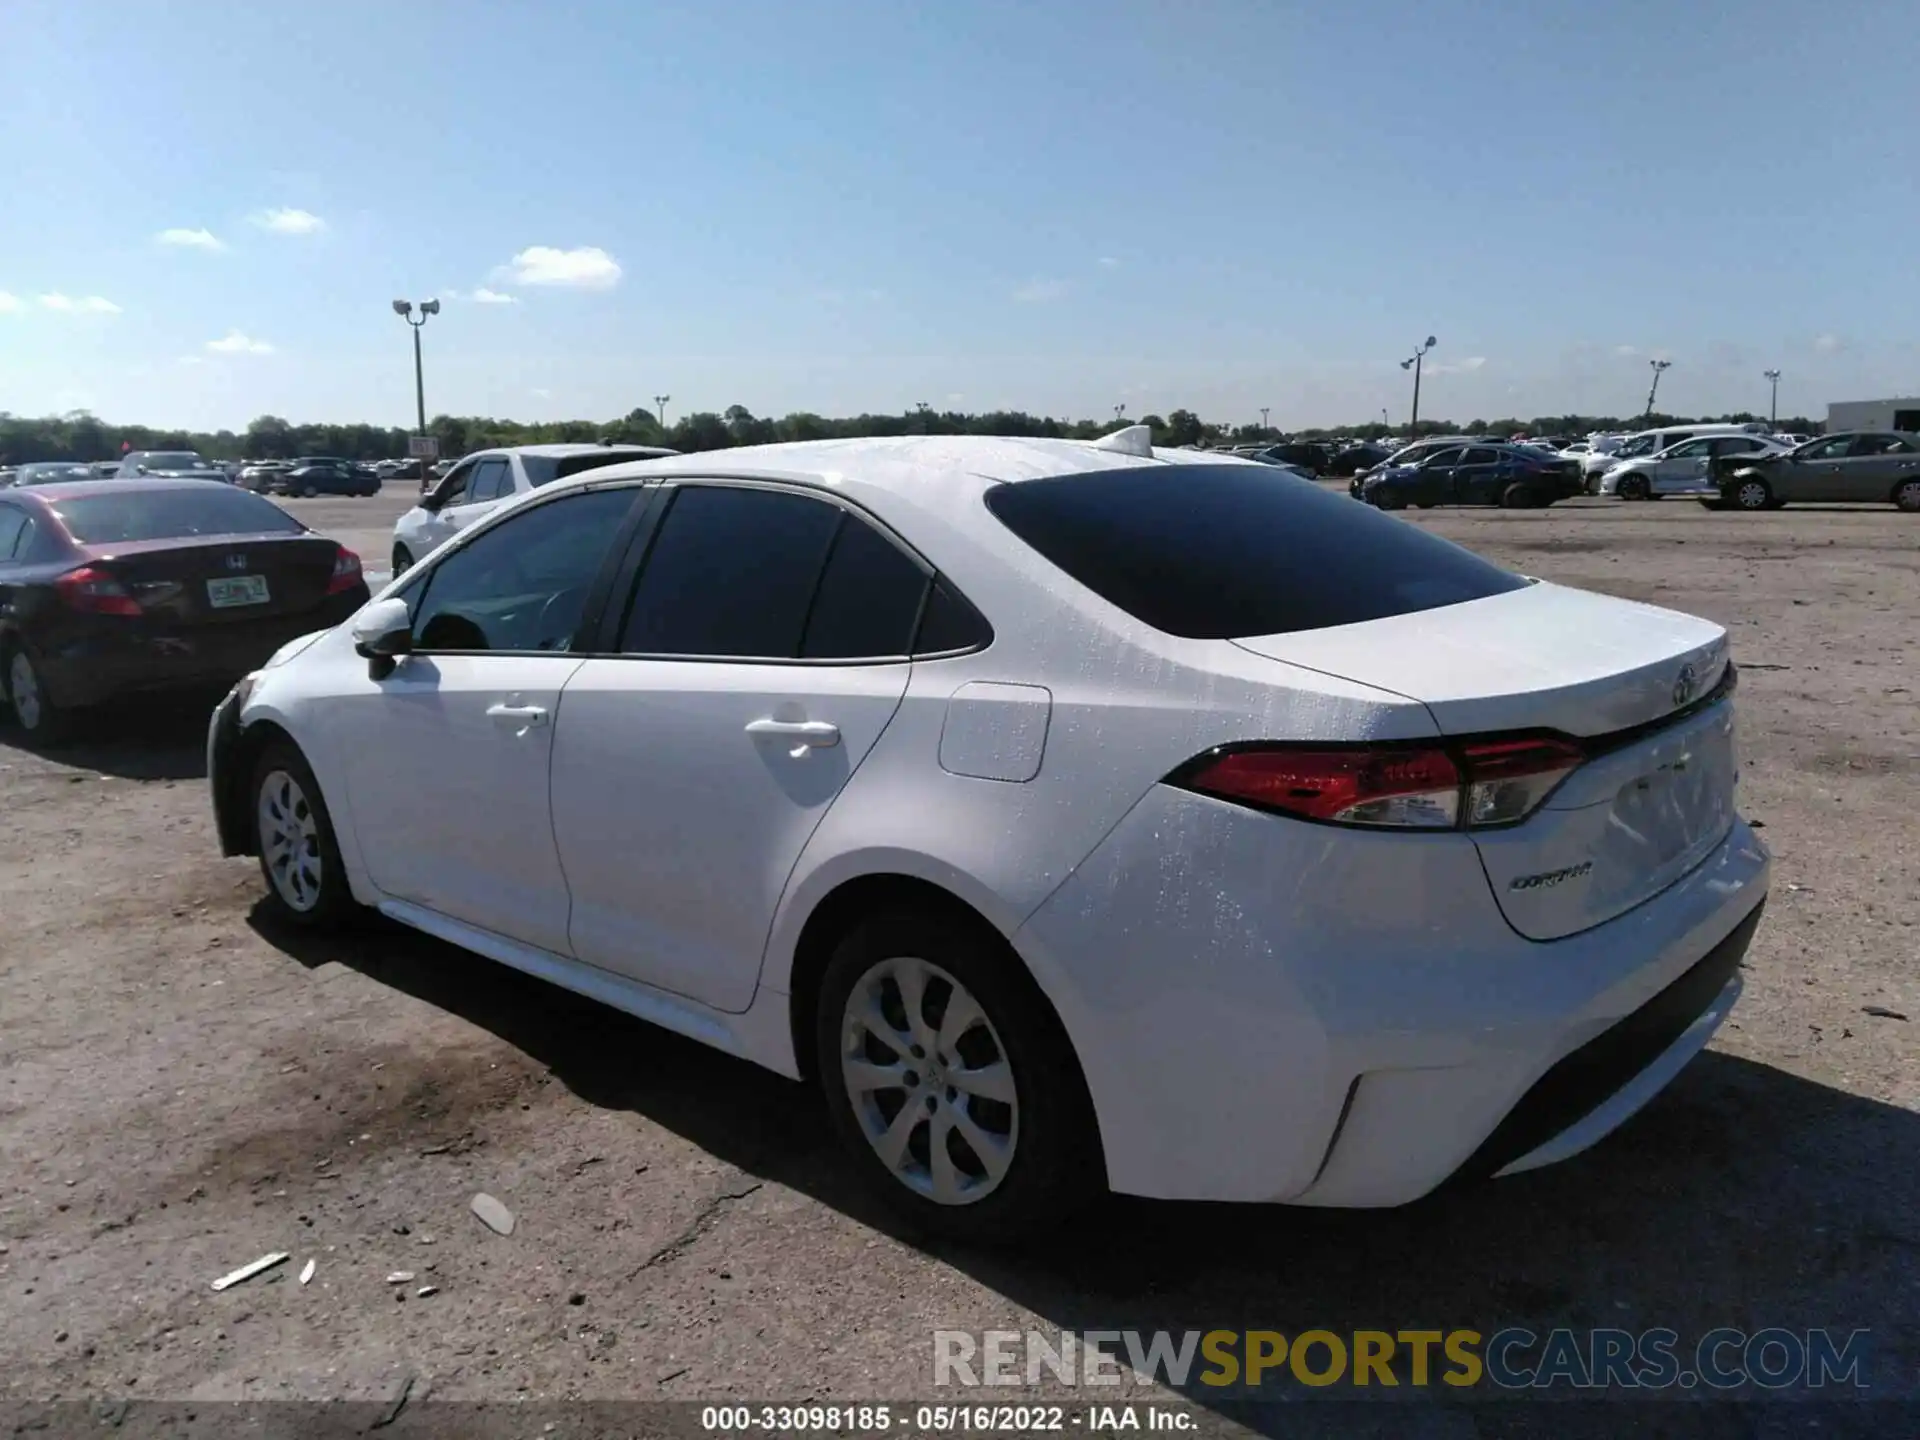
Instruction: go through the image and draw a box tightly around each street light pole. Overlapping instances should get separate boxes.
[392,298,440,486]
[1644,358,1672,421]
[391,298,440,433]
[1763,369,1781,427]
[1400,336,1437,437]
[1260,406,1270,433]
[654,395,671,429]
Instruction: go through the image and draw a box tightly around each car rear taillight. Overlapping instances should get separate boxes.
[54,565,142,616]
[326,545,362,594]
[1174,736,1587,831]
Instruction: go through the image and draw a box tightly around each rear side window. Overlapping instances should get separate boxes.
[986,464,1529,639]
[49,488,304,544]
[800,515,928,659]
[619,486,841,658]
[0,508,25,560]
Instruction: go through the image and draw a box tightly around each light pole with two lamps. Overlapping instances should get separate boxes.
[1400,336,1437,437]
[392,298,440,488]
[1644,358,1672,421]
[1763,369,1781,428]
[654,395,671,430]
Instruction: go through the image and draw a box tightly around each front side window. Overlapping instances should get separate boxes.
[464,458,512,504]
[1804,437,1853,461]
[410,487,637,652]
[1665,439,1712,459]
[1419,448,1465,468]
[618,486,841,658]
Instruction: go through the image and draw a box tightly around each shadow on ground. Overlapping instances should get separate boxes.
[251,910,1919,1432]
[3,691,220,781]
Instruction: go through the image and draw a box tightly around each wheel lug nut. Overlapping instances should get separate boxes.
[910,1045,924,1059]
[925,1096,937,1112]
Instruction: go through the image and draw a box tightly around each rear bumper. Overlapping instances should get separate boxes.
[1014,787,1770,1206]
[38,593,364,709]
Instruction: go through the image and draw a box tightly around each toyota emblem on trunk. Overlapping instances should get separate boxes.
[224,555,248,571]
[1672,662,1699,708]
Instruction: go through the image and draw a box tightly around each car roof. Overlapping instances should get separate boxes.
[469,442,677,460]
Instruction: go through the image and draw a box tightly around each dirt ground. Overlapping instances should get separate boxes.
[1,490,1916,1424]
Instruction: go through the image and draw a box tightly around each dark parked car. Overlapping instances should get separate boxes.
[1253,442,1333,476]
[1325,444,1391,478]
[114,450,229,482]
[1710,431,1920,512]
[0,481,369,742]
[10,462,97,487]
[1359,443,1583,510]
[274,457,381,497]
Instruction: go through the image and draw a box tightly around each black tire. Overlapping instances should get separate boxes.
[300,484,319,498]
[1698,498,1727,511]
[250,741,360,929]
[1616,474,1650,501]
[391,544,415,575]
[1500,482,1535,509]
[1731,477,1772,511]
[1,644,74,746]
[1893,479,1920,513]
[814,909,1101,1244]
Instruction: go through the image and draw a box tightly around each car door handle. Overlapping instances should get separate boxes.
[744,718,841,747]
[486,702,549,729]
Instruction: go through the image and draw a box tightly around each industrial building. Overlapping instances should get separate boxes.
[1826,396,1920,432]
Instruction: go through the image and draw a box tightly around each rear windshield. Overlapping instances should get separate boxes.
[522,451,664,487]
[985,464,1529,639]
[131,452,208,470]
[51,488,306,544]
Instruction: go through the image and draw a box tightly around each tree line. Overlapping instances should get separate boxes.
[1,404,1826,465]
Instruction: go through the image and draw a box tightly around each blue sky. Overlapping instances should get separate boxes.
[2,0,1914,432]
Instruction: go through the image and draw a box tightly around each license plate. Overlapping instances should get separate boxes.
[206,575,270,608]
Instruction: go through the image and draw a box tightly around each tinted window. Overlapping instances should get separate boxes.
[411,488,635,652]
[1666,439,1712,458]
[986,465,1528,640]
[620,486,840,658]
[553,450,668,485]
[13,518,41,560]
[1462,448,1501,465]
[915,579,992,654]
[800,515,928,659]
[1852,434,1910,455]
[50,488,304,543]
[130,452,208,470]
[1420,448,1466,468]
[1804,437,1852,460]
[465,459,512,503]
[0,508,24,560]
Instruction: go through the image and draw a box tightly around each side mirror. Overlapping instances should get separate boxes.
[350,596,414,679]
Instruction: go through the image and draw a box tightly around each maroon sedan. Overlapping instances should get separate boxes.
[0,481,368,743]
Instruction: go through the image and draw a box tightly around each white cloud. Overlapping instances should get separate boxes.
[40,293,121,314]
[1013,278,1068,303]
[0,291,21,314]
[945,392,965,405]
[498,245,622,289]
[155,227,224,251]
[176,354,206,366]
[1428,356,1489,376]
[531,387,553,399]
[1097,256,1121,268]
[1813,333,1843,354]
[1614,344,1639,357]
[470,286,518,305]
[252,207,324,235]
[206,330,275,355]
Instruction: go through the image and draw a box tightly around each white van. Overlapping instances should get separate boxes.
[1580,424,1760,492]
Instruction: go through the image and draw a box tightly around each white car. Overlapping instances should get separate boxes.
[208,429,1768,1239]
[389,443,675,572]
[1600,434,1790,500]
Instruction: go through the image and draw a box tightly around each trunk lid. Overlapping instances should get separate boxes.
[84,533,346,626]
[1232,582,1738,939]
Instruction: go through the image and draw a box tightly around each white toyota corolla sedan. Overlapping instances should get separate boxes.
[208,429,1769,1240]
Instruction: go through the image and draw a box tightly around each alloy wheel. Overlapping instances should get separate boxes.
[1896,480,1920,513]
[258,769,323,912]
[840,956,1019,1206]
[8,652,42,731]
[1736,481,1770,511]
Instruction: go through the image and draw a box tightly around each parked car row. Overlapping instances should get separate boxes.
[1351,442,1584,509]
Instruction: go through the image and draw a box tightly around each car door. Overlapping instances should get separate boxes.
[1413,447,1465,504]
[1840,433,1918,501]
[1776,435,1852,502]
[440,456,512,536]
[1451,446,1507,504]
[548,482,922,1013]
[1651,437,1713,492]
[329,484,645,953]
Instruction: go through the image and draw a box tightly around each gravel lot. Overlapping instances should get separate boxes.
[2,488,1916,1422]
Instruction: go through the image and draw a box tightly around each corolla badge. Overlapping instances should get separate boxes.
[1671,662,1699,708]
